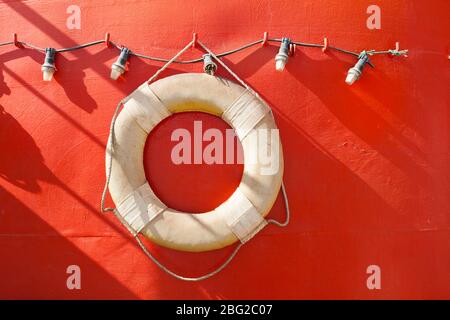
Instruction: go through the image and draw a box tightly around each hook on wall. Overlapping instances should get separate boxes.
[262,32,268,46]
[105,32,111,48]
[13,33,21,48]
[389,42,408,57]
[322,37,328,53]
[289,43,296,56]
[192,33,198,48]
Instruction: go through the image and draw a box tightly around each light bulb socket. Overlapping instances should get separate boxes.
[346,52,370,85]
[354,51,370,72]
[203,54,217,75]
[41,48,56,71]
[112,47,130,72]
[275,37,291,71]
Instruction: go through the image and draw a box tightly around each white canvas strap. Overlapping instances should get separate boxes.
[222,90,270,141]
[117,182,167,233]
[220,188,267,243]
[124,83,171,134]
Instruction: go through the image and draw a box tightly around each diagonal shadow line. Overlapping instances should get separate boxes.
[1,67,139,244]
[4,1,132,95]
[0,44,119,114]
[0,43,112,71]
[281,52,431,180]
[50,173,136,244]
[0,98,137,251]
[0,185,138,299]
[2,65,106,149]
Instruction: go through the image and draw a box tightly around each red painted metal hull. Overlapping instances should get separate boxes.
[0,0,449,299]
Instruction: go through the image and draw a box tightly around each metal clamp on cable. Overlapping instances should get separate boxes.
[275,38,291,72]
[203,54,217,75]
[41,48,56,81]
[345,51,370,85]
[111,47,130,80]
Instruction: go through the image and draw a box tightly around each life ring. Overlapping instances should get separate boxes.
[106,73,283,252]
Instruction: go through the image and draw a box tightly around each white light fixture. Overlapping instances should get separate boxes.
[111,47,130,80]
[41,48,56,81]
[203,54,217,75]
[275,38,290,71]
[345,52,370,85]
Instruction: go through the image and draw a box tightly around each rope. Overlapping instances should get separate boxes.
[136,236,245,282]
[267,182,290,227]
[196,40,256,95]
[101,39,292,281]
[134,182,291,282]
[367,49,409,56]
[146,40,195,84]
[100,99,125,214]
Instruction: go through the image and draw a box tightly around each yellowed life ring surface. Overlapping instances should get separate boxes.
[107,73,283,252]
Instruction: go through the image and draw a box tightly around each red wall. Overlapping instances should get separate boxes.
[0,0,449,299]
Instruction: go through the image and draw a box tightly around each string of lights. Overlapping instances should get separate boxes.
[0,33,408,84]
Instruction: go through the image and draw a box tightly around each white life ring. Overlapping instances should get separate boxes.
[107,73,283,252]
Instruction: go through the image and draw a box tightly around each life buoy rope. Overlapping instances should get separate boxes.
[101,39,291,281]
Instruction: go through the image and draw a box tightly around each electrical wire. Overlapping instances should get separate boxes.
[56,39,105,52]
[0,41,14,47]
[17,41,46,52]
[0,35,408,66]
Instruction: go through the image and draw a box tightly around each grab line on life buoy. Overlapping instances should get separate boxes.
[101,38,291,281]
